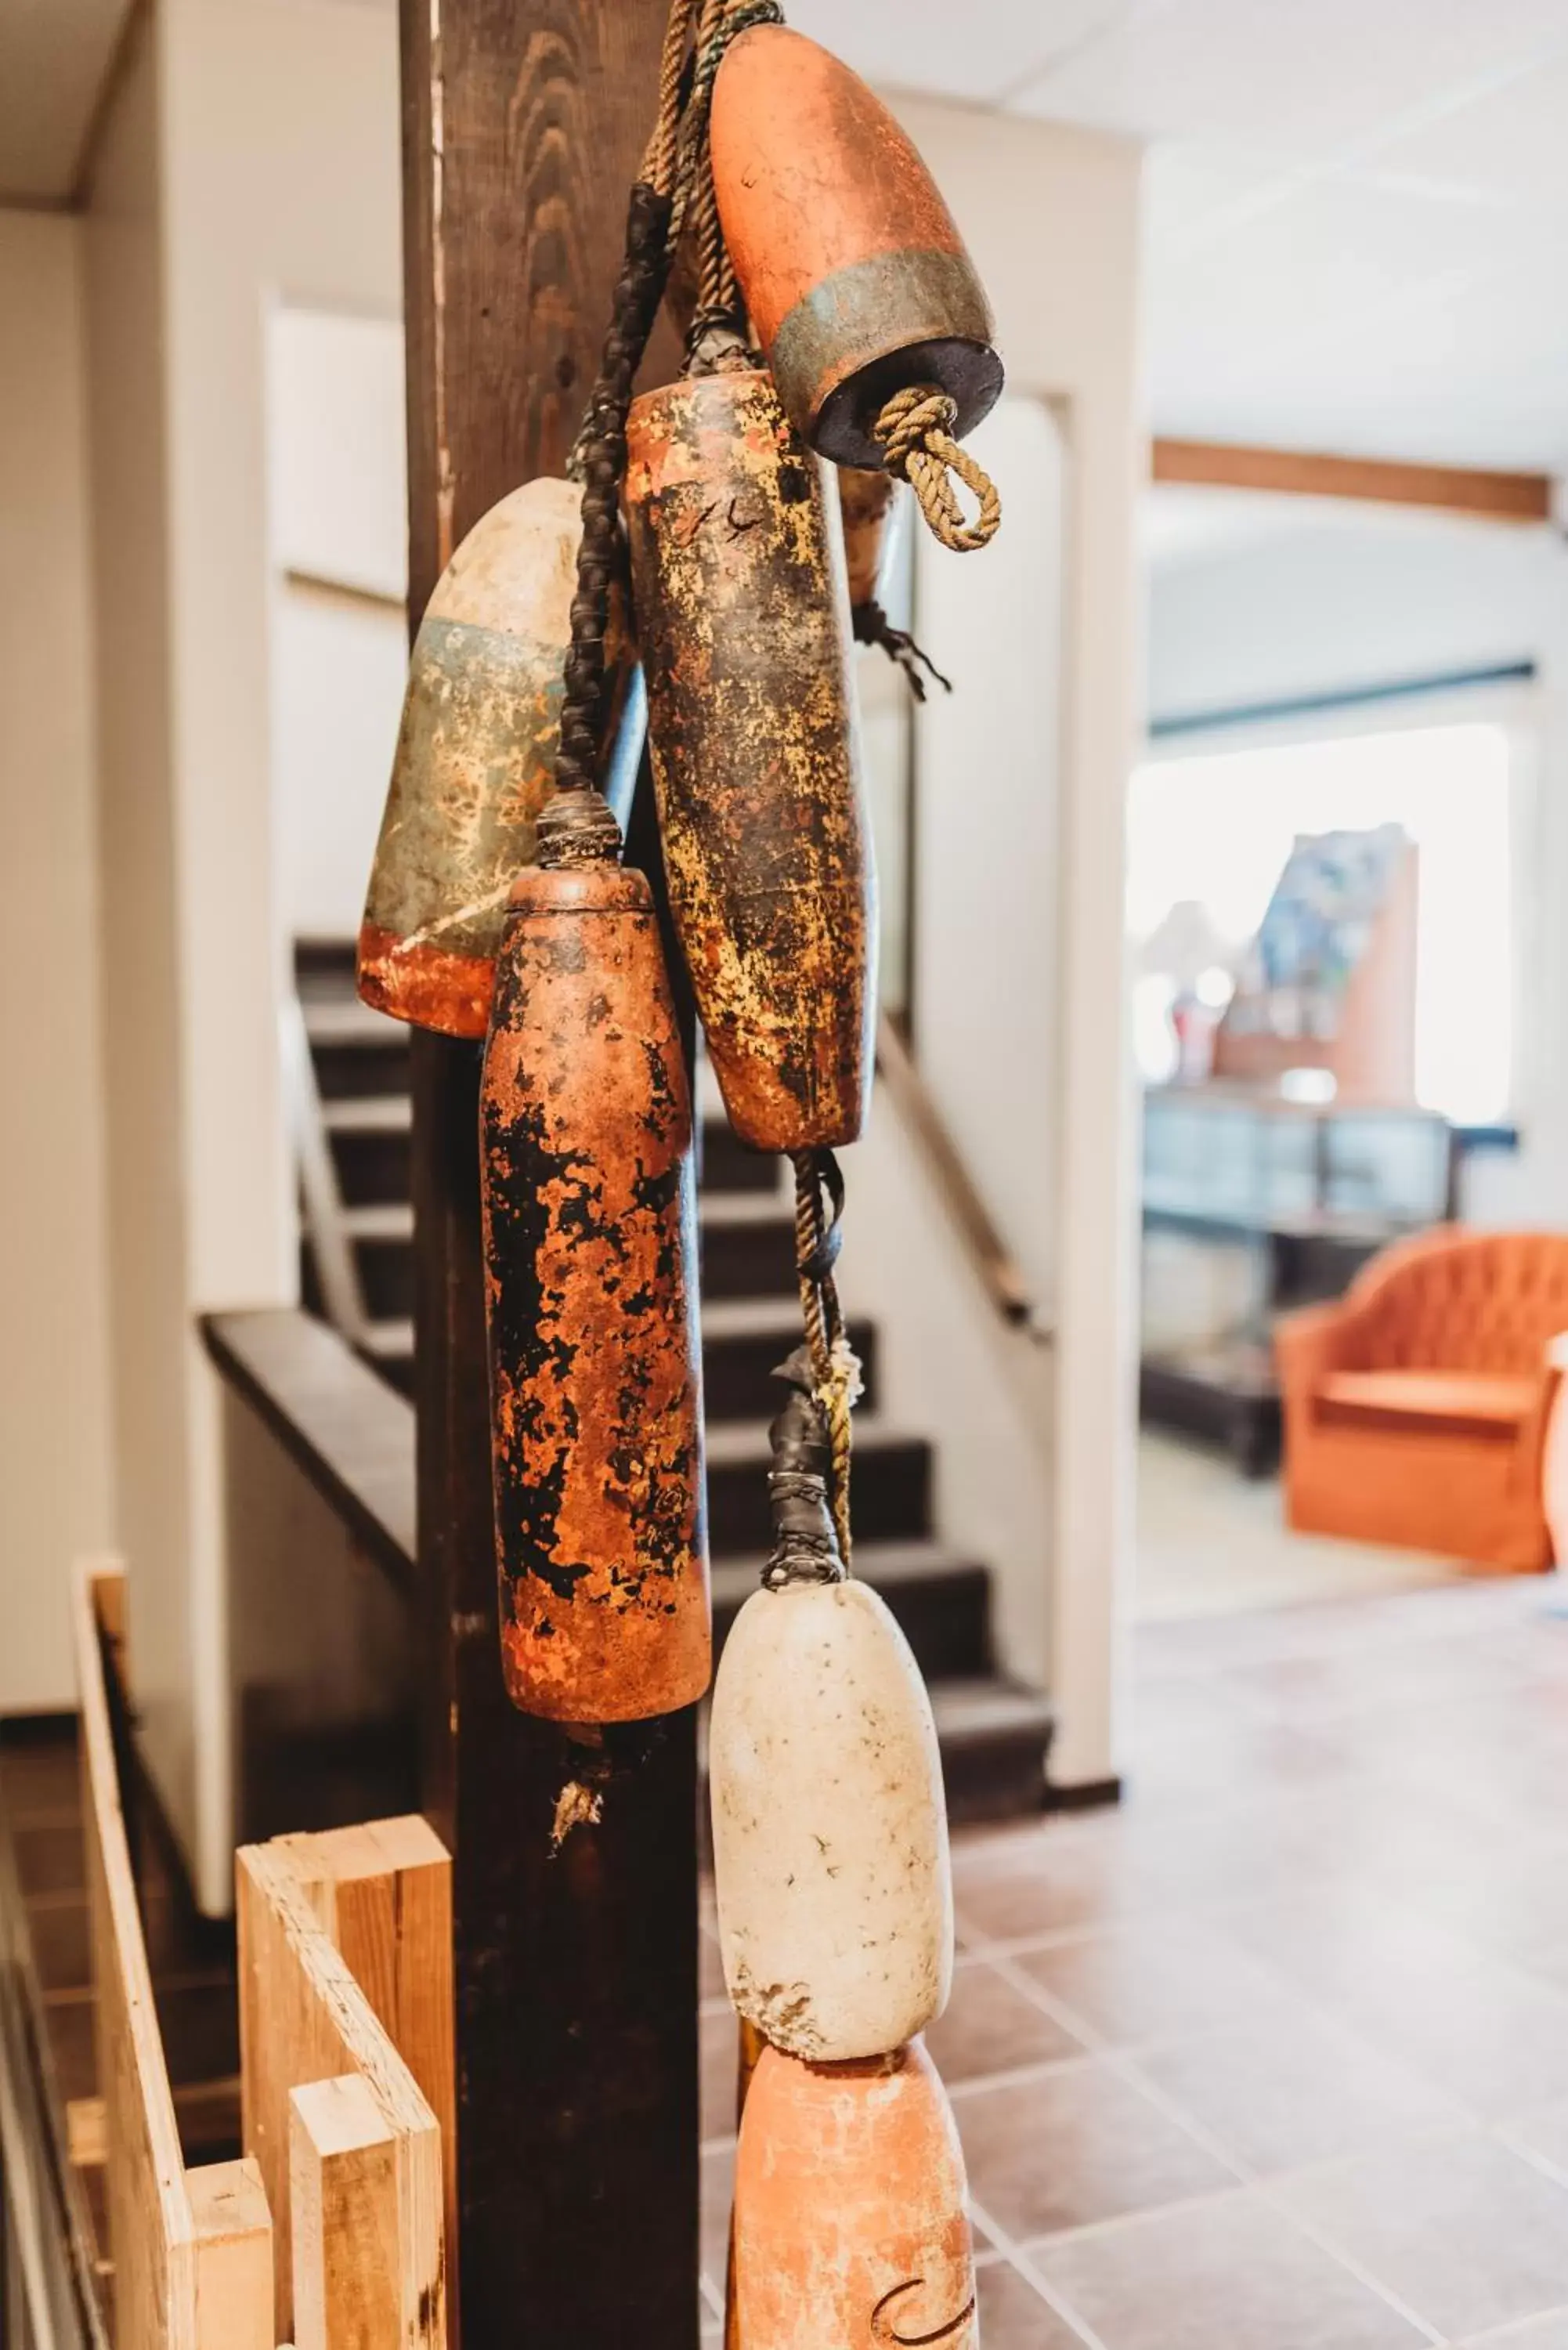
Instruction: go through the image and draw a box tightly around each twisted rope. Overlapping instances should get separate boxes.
[789,1149,859,1567]
[873,385,1002,554]
[852,598,953,702]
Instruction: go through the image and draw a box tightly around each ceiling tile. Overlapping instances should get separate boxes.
[1011,0,1568,161]
[783,0,1130,106]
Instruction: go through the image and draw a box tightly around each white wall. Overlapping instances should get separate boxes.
[84,0,401,1907]
[1146,501,1568,1229]
[889,100,1144,1790]
[0,210,116,1709]
[268,305,409,940]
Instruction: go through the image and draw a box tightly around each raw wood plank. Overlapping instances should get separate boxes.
[189,2159,273,2350]
[237,1840,443,2347]
[276,1816,455,2278]
[290,2076,401,2350]
[1151,436,1554,522]
[399,5,701,2341]
[74,1565,275,2350]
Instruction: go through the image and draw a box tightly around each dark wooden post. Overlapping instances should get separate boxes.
[399,8,699,2344]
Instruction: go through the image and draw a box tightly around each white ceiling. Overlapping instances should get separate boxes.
[791,0,1568,472]
[0,0,130,205]
[5,0,1566,470]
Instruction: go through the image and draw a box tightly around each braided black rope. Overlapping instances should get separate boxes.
[761,1347,847,1589]
[852,598,954,703]
[541,182,675,866]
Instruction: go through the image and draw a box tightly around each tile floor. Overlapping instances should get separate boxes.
[701,1569,1568,2347]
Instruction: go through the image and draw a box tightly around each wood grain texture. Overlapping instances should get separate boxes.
[276,1817,456,2301]
[236,1842,443,2348]
[1151,437,1554,522]
[399,1,700,2340]
[74,1566,274,2350]
[290,2076,402,2350]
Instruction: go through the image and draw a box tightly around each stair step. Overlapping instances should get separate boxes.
[704,1418,931,1553]
[701,1119,782,1197]
[322,1094,411,1132]
[700,1195,797,1301]
[929,1679,1055,1826]
[294,936,359,992]
[711,1542,992,1682]
[302,999,403,1048]
[701,1300,877,1421]
[342,1202,414,1242]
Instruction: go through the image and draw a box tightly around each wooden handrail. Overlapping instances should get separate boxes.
[202,1308,415,1594]
[874,1015,1042,1336]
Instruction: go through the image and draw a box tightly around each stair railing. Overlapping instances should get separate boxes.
[279,994,372,1349]
[875,1014,1050,1342]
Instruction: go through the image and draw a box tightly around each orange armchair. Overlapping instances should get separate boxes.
[1276,1226,1568,1573]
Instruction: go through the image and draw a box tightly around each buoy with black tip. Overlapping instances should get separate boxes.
[357,479,644,1038]
[708,1350,952,2062]
[709,23,1003,478]
[479,781,710,1723]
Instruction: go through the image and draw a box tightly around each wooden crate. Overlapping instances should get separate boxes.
[74,1566,453,2349]
[74,1566,273,2350]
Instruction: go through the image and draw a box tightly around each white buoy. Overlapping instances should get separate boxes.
[708,1351,953,2063]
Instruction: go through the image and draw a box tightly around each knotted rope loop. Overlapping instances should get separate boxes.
[873,385,1002,554]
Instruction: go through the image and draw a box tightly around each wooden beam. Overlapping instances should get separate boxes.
[397,5,699,2345]
[290,2075,403,2350]
[236,1842,443,2348]
[1151,437,1555,524]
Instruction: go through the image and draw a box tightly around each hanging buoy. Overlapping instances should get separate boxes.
[624,365,876,1153]
[732,2041,977,2350]
[709,1354,951,2061]
[357,478,644,1039]
[479,803,710,1723]
[710,23,1003,551]
[839,468,901,613]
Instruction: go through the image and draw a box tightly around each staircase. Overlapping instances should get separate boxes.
[293,940,1054,1822]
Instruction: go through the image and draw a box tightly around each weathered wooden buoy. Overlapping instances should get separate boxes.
[733,2041,977,2350]
[479,797,710,1723]
[624,366,876,1153]
[357,478,642,1038]
[710,26,1003,471]
[709,1354,952,2061]
[839,468,901,613]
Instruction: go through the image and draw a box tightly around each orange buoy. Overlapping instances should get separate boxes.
[357,479,642,1039]
[479,819,710,1723]
[710,26,1003,469]
[624,365,876,1153]
[732,2041,977,2350]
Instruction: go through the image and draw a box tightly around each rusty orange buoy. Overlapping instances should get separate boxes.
[357,478,642,1039]
[710,26,1003,469]
[624,365,876,1154]
[479,834,710,1723]
[732,2041,977,2350]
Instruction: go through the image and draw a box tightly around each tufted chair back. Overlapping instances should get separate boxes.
[1342,1227,1568,1377]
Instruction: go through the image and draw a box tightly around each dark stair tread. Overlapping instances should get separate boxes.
[710,1539,985,1611]
[303,997,408,1047]
[929,1678,1055,1826]
[711,1541,993,1682]
[699,1193,794,1231]
[703,1414,921,1469]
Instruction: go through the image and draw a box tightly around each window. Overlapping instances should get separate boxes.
[1129,718,1516,1125]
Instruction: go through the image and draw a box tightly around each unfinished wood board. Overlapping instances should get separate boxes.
[275,1816,454,2272]
[291,2075,401,2350]
[74,1564,274,2350]
[237,1840,443,2345]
